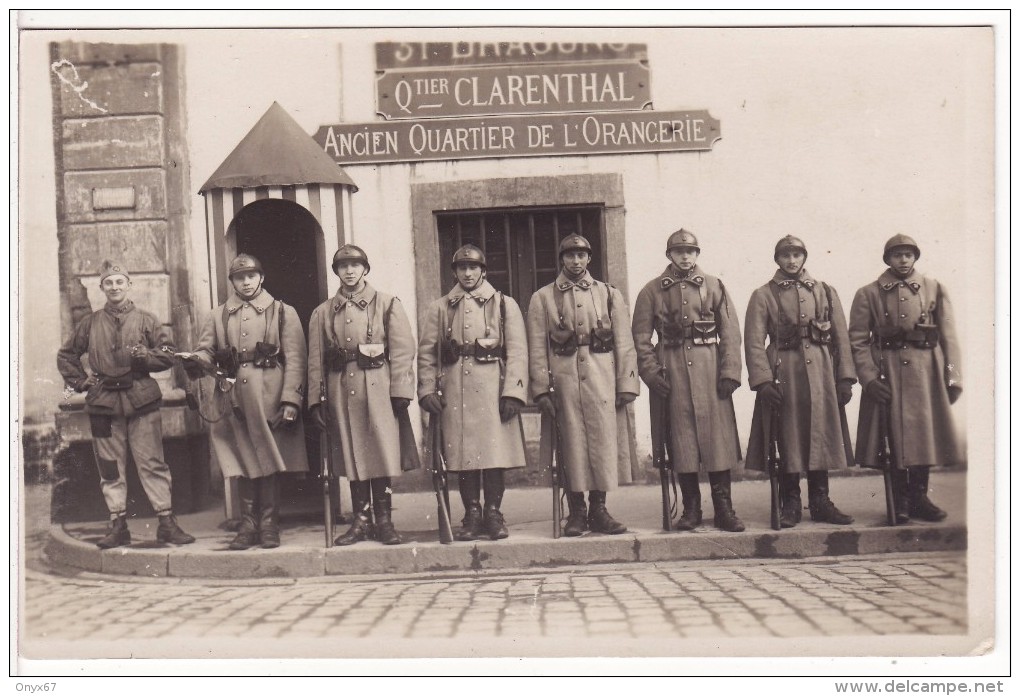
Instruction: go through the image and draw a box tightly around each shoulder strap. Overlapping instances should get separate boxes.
[767,282,790,326]
[821,282,833,322]
[698,280,710,319]
[220,304,231,348]
[383,296,396,347]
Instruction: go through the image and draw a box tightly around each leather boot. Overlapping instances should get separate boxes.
[481,469,508,540]
[96,514,131,549]
[372,479,404,545]
[256,474,281,548]
[335,480,373,546]
[455,504,484,541]
[674,473,703,531]
[587,491,627,535]
[779,473,802,528]
[563,492,588,537]
[229,477,260,550]
[709,470,745,532]
[483,504,509,540]
[908,466,947,521]
[807,471,854,524]
[455,471,484,541]
[156,513,195,545]
[892,468,910,524]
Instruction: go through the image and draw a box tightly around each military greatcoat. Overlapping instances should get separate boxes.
[848,269,964,469]
[194,290,309,479]
[417,280,529,472]
[744,270,856,473]
[528,271,641,491]
[632,265,742,473]
[308,283,416,481]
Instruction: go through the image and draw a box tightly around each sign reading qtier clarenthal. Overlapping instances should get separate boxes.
[313,111,720,165]
[377,62,651,120]
[376,42,648,69]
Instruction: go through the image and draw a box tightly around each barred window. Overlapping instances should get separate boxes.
[436,206,606,315]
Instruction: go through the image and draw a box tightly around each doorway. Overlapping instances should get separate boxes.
[226,198,328,334]
[224,198,332,521]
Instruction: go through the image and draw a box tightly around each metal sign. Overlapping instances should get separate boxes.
[314,110,720,165]
[376,42,648,70]
[377,61,651,120]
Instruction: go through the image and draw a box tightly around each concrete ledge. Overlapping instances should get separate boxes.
[45,472,968,580]
[171,547,325,579]
[47,521,968,580]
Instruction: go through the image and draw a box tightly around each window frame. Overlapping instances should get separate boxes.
[411,173,628,332]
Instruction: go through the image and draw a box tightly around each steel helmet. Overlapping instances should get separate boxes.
[451,244,486,269]
[228,254,264,278]
[666,229,700,253]
[883,234,921,264]
[774,235,808,262]
[332,244,371,274]
[558,234,593,257]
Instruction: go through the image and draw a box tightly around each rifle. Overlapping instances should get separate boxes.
[428,322,454,544]
[427,402,455,544]
[545,381,564,539]
[319,380,337,547]
[649,379,676,532]
[876,355,897,526]
[767,400,783,531]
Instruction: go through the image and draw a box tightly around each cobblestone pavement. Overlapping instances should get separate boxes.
[16,483,970,660]
[21,552,966,646]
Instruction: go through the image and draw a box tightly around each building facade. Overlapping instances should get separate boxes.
[24,29,990,518]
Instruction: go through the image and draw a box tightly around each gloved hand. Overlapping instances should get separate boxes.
[616,392,637,408]
[420,393,446,414]
[309,403,328,430]
[758,382,783,407]
[947,385,962,405]
[836,379,854,406]
[182,357,205,380]
[865,379,892,404]
[647,372,671,398]
[391,397,411,415]
[535,393,557,418]
[499,397,523,423]
[716,378,740,400]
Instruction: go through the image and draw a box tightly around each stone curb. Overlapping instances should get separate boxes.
[46,521,967,580]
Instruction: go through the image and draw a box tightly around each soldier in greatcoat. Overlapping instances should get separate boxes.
[529,235,640,536]
[189,254,309,549]
[744,236,856,528]
[848,235,963,522]
[418,245,529,541]
[308,245,417,546]
[56,260,194,549]
[632,230,745,533]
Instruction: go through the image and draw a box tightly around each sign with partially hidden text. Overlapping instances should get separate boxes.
[376,42,648,69]
[314,110,720,165]
[377,61,651,120]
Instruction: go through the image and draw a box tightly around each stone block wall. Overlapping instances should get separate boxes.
[48,42,211,520]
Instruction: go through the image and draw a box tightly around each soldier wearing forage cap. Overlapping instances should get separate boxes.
[57,261,194,549]
[418,244,529,541]
[529,234,640,537]
[848,235,963,523]
[190,253,308,550]
[744,235,856,528]
[308,245,417,546]
[632,229,745,533]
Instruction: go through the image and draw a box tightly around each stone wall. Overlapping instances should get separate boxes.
[48,42,211,520]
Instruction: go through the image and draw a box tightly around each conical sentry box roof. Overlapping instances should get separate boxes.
[199,102,358,193]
